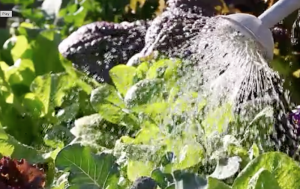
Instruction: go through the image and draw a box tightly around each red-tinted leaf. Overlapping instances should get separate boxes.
[0,156,46,189]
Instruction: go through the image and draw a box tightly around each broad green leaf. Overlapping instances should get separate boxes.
[31,30,64,75]
[0,105,42,145]
[0,61,9,71]
[172,143,204,170]
[30,73,75,114]
[17,22,43,39]
[151,168,169,189]
[22,92,45,117]
[165,139,203,171]
[171,91,203,115]
[71,114,122,148]
[90,84,124,108]
[146,59,181,80]
[136,62,149,79]
[0,126,44,163]
[55,144,120,189]
[59,3,88,27]
[124,78,164,108]
[134,123,160,144]
[127,160,154,181]
[146,59,169,79]
[6,59,35,87]
[6,36,29,62]
[70,114,104,137]
[210,156,242,180]
[56,102,80,122]
[114,139,163,163]
[90,84,128,124]
[14,7,46,24]
[109,65,137,96]
[233,152,300,189]
[141,102,169,121]
[246,168,280,189]
[203,103,234,136]
[207,177,231,189]
[0,62,14,100]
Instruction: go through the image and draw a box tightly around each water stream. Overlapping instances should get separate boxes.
[128,5,300,160]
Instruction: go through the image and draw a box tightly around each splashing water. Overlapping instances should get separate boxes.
[186,17,281,111]
[131,11,300,160]
[180,17,300,155]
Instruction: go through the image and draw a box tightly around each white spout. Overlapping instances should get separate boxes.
[259,0,300,29]
[220,0,300,61]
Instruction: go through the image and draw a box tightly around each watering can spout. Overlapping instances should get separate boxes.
[259,0,300,29]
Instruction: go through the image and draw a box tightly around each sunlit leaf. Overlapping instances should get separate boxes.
[109,65,137,96]
[55,144,120,189]
[233,152,300,189]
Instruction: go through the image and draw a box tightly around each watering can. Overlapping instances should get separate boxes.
[220,0,300,60]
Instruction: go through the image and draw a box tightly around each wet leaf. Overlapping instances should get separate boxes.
[127,160,154,181]
[203,103,234,135]
[70,114,103,138]
[233,152,300,189]
[146,59,169,79]
[246,168,280,189]
[171,142,204,170]
[55,144,120,189]
[70,114,122,148]
[90,84,126,124]
[124,78,164,108]
[207,177,231,189]
[141,102,169,121]
[210,156,241,180]
[109,65,137,96]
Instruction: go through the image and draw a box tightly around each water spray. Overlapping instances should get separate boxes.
[187,0,300,157]
[221,0,300,60]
